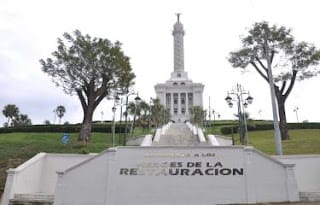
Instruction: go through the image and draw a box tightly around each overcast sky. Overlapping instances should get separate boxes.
[1,0,320,125]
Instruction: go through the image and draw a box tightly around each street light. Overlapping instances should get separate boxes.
[110,95,121,147]
[149,97,153,130]
[225,84,253,145]
[111,106,116,147]
[212,110,220,123]
[130,94,141,138]
[293,107,299,123]
[123,91,140,145]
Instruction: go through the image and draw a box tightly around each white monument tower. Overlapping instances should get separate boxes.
[154,14,204,122]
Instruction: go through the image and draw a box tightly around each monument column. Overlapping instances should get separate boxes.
[171,93,174,116]
[178,92,181,115]
[185,92,189,115]
[172,13,185,72]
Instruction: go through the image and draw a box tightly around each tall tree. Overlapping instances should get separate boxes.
[55,105,66,124]
[228,22,320,140]
[40,30,135,142]
[2,104,19,126]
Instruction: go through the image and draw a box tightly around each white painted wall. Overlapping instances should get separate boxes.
[3,147,305,205]
[40,154,96,193]
[152,128,162,144]
[140,134,153,146]
[274,155,320,192]
[1,153,94,205]
[215,136,233,146]
[247,148,299,202]
[197,127,206,144]
[2,152,45,205]
[53,146,299,205]
[54,150,111,205]
[208,135,220,145]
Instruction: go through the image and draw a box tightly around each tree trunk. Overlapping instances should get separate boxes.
[277,97,290,140]
[78,104,95,143]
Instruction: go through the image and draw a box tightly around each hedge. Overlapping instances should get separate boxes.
[220,122,320,135]
[0,124,128,134]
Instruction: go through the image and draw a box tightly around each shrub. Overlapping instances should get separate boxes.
[0,124,128,133]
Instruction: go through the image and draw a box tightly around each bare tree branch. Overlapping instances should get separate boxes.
[284,70,298,99]
[76,89,88,112]
[250,62,269,82]
[280,81,287,94]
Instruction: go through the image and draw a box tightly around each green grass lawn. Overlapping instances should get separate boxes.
[228,129,320,155]
[0,132,115,161]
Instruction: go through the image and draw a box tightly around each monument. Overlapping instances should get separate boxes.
[2,15,320,205]
[154,14,204,123]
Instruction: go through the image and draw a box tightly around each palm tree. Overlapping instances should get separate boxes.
[190,106,205,126]
[150,98,167,128]
[137,100,149,132]
[12,114,32,126]
[127,100,141,137]
[2,104,19,126]
[55,105,66,124]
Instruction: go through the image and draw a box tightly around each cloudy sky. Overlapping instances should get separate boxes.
[1,0,320,125]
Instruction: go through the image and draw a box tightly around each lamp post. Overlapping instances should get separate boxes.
[110,95,120,147]
[114,97,126,145]
[130,94,141,138]
[293,107,299,123]
[212,110,220,126]
[123,91,140,145]
[149,97,153,130]
[209,97,211,121]
[225,84,253,145]
[111,106,116,147]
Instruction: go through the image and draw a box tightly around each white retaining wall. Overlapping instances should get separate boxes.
[274,155,320,193]
[185,122,193,131]
[208,135,220,146]
[5,148,315,205]
[197,127,206,144]
[1,153,94,205]
[152,128,162,144]
[161,122,172,135]
[216,135,233,146]
[140,134,153,146]
[152,122,172,144]
[54,150,111,205]
[53,146,299,205]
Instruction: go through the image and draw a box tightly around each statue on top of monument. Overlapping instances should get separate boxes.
[176,13,181,22]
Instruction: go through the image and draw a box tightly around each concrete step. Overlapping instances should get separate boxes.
[156,123,202,146]
[9,193,54,205]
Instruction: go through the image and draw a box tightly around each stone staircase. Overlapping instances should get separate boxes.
[154,123,201,146]
[9,194,54,205]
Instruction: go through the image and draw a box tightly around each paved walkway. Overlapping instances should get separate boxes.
[154,123,200,146]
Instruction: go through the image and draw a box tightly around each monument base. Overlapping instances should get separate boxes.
[53,146,299,205]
